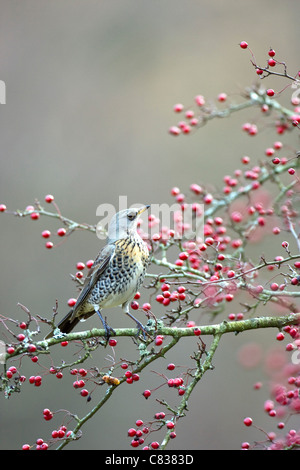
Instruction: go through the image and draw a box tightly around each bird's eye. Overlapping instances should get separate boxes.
[127,212,136,221]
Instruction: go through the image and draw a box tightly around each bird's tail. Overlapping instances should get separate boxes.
[45,309,80,339]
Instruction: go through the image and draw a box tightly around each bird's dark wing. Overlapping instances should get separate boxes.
[70,243,115,321]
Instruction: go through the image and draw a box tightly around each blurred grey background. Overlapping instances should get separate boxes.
[0,0,300,450]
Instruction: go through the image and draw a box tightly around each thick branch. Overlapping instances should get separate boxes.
[5,312,300,362]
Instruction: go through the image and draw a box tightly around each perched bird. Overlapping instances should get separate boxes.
[45,206,150,339]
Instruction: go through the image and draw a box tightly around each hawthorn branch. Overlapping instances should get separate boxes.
[5,312,300,362]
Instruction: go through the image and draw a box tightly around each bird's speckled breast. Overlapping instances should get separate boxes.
[88,235,149,309]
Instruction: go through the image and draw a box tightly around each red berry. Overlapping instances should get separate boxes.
[45,194,54,203]
[268,58,276,67]
[265,147,274,156]
[168,378,175,387]
[218,92,227,102]
[227,270,236,278]
[241,442,250,450]
[167,363,175,370]
[0,204,6,212]
[60,341,68,347]
[68,298,77,307]
[276,332,285,341]
[30,212,40,220]
[173,103,184,113]
[166,421,175,429]
[239,41,248,49]
[58,428,66,438]
[151,441,160,449]
[270,283,279,291]
[267,89,275,97]
[45,241,53,249]
[142,303,151,311]
[131,439,139,448]
[57,228,66,237]
[190,183,202,194]
[169,126,180,136]
[108,339,117,347]
[43,412,53,421]
[155,335,164,346]
[131,301,139,310]
[243,417,253,427]
[143,390,151,399]
[225,294,234,302]
[128,428,136,437]
[6,346,15,355]
[268,49,276,57]
[41,230,51,238]
[203,193,213,204]
[34,376,42,386]
[76,262,85,270]
[73,379,85,388]
[161,283,170,292]
[195,95,205,106]
[242,156,250,165]
[193,328,201,336]
[80,389,89,397]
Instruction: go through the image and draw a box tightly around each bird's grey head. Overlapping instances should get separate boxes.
[108,205,150,242]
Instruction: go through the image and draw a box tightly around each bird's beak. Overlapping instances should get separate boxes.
[137,205,150,215]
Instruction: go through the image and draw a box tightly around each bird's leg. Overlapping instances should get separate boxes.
[123,304,148,340]
[93,305,115,339]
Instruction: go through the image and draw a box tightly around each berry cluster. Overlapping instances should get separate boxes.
[127,412,176,449]
[169,42,300,139]
[22,410,74,450]
[1,42,300,450]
